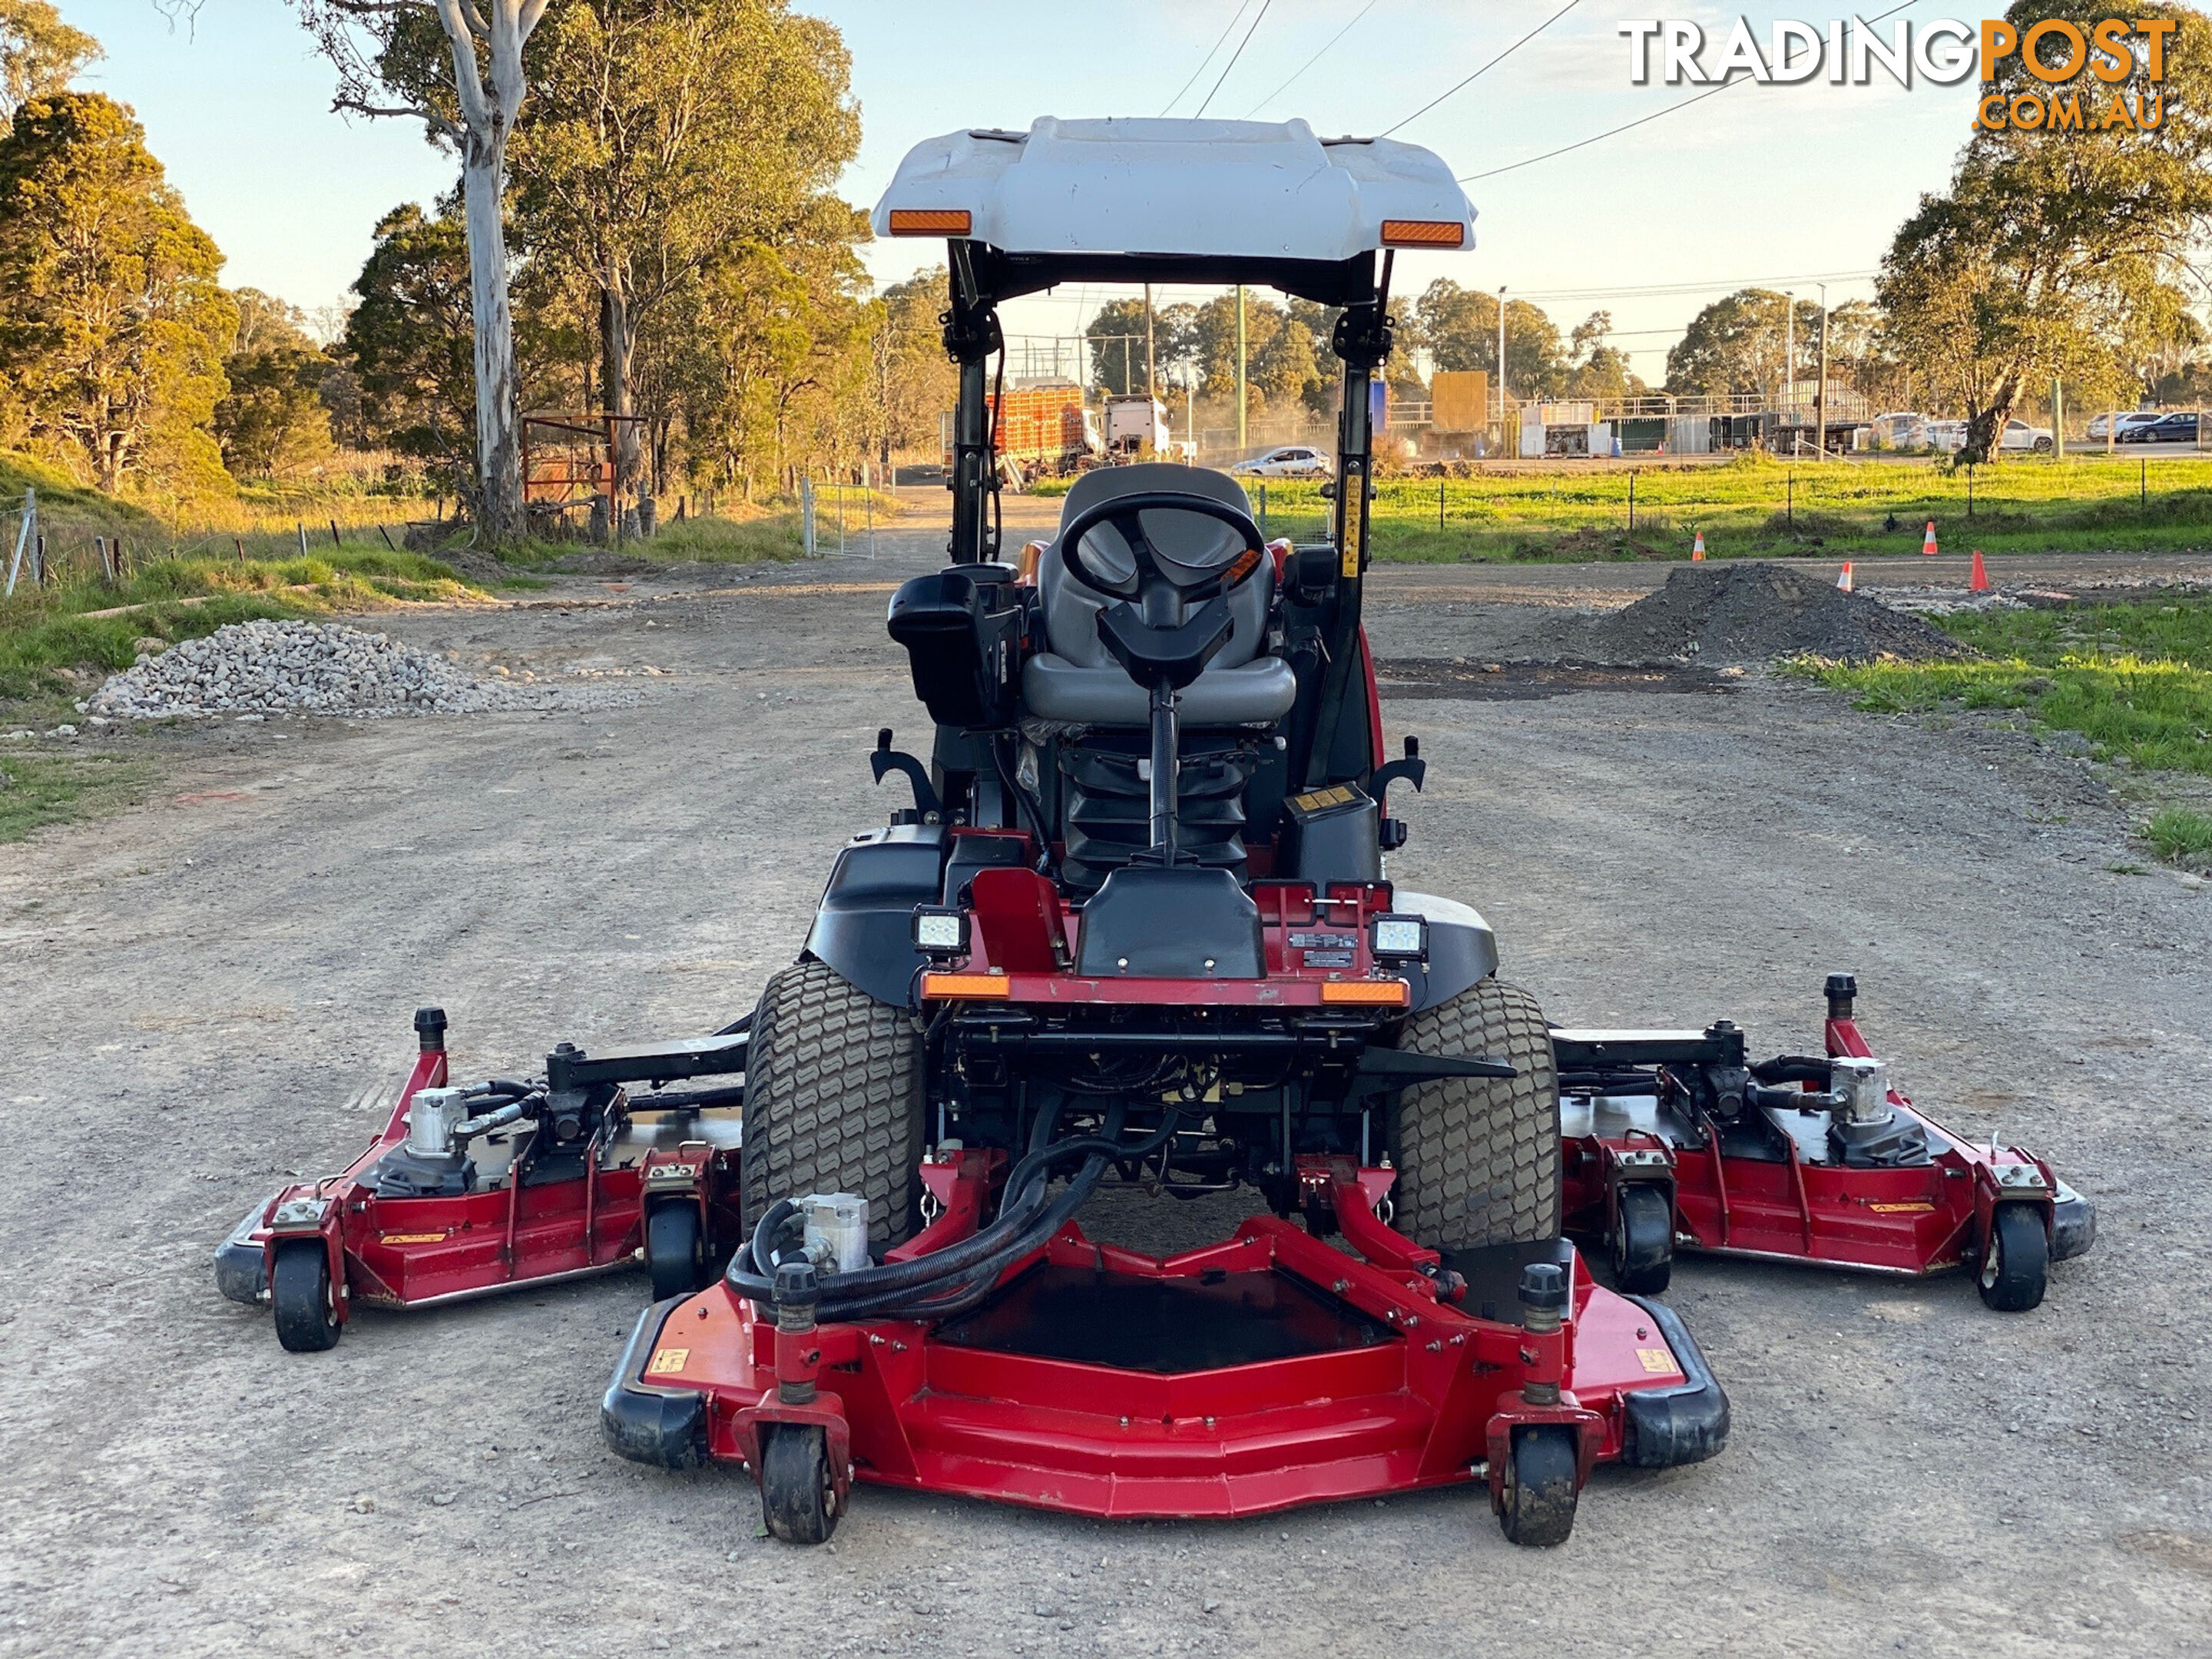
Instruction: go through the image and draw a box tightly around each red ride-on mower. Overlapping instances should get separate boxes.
[214,1008,747,1349]
[600,119,1727,1548]
[1557,976,2095,1310]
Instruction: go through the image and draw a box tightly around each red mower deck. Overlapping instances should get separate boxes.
[1559,975,2094,1310]
[604,1156,1724,1541]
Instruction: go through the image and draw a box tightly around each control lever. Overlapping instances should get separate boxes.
[1369,735,1426,851]
[872,728,943,824]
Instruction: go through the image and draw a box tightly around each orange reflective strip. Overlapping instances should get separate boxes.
[888,208,972,236]
[1320,979,1410,1005]
[1380,219,1465,248]
[922,972,1012,999]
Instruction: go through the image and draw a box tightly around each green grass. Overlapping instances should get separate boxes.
[1025,453,2212,562]
[2144,805,2212,866]
[0,544,477,704]
[0,746,151,842]
[1792,593,2212,864]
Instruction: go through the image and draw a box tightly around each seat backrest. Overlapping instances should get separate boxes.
[1039,463,1272,671]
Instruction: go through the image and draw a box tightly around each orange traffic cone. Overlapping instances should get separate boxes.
[1691,531,1706,561]
[1969,549,1989,593]
[1922,520,1939,556]
[1836,561,1855,594]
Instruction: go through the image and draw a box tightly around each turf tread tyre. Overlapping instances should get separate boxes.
[740,958,925,1254]
[271,1239,340,1353]
[1389,979,1561,1250]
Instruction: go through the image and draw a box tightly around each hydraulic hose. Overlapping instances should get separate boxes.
[727,1110,1180,1316]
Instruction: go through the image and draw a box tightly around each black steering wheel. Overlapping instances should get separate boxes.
[1055,491,1267,609]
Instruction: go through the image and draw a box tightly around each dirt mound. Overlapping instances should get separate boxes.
[1552,561,1969,665]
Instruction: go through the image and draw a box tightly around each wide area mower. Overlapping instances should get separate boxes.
[598,118,1727,1548]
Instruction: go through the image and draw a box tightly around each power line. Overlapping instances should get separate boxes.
[1458,0,1918,182]
[1161,2,1254,117]
[1194,0,1274,118]
[1516,269,1876,301]
[1240,0,1380,118]
[1379,0,1581,137]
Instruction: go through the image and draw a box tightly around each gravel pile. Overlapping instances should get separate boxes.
[81,620,603,720]
[1548,561,1969,665]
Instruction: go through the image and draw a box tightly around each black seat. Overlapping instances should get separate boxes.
[1020,464,1296,729]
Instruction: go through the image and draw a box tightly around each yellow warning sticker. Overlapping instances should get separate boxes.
[1636,1348,1677,1376]
[1340,482,1365,578]
[646,1348,690,1376]
[379,1233,447,1245]
[1869,1202,1937,1214]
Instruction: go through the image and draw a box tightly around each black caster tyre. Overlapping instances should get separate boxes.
[760,1423,839,1545]
[271,1239,342,1353]
[1978,1201,2048,1312]
[1497,1424,1578,1547]
[1610,1184,1674,1296]
[645,1202,706,1301]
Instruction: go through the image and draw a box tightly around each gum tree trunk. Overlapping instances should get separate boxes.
[462,134,523,539]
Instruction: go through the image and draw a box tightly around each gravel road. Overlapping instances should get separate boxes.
[2,510,2209,1658]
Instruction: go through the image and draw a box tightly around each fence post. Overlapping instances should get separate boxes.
[3,486,31,598]
[1257,483,1268,538]
[1438,478,1445,531]
[1628,470,1636,532]
[297,522,310,558]
[800,478,816,557]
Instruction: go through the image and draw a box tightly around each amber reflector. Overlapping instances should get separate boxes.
[1379,220,1465,248]
[1320,979,1411,1005]
[889,208,972,236]
[922,972,1011,999]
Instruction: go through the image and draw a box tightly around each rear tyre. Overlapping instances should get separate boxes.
[271,1240,341,1353]
[760,1424,839,1545]
[1977,1202,2048,1313]
[645,1202,705,1302]
[1497,1425,1579,1548]
[1610,1184,1674,1296]
[1389,979,1561,1250]
[740,959,926,1254]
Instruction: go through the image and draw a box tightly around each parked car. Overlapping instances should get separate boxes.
[1996,418,2055,453]
[1922,419,1967,453]
[2118,411,2200,445]
[2086,410,2162,440]
[1229,445,1335,478]
[1873,411,1927,448]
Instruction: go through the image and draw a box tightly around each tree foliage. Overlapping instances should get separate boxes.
[1413,280,1568,399]
[1878,0,2212,459]
[214,289,336,478]
[0,0,96,119]
[0,91,233,493]
[342,202,476,485]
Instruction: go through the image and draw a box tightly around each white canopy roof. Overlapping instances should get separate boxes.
[870,118,1475,263]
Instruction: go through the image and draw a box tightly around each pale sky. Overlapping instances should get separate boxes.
[65,0,1987,375]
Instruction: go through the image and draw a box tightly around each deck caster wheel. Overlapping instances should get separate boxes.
[1610,1184,1674,1296]
[1977,1201,2048,1313]
[271,1240,341,1353]
[1496,1425,1578,1548]
[645,1202,706,1301]
[760,1424,839,1545]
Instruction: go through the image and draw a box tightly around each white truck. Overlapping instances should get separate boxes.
[1103,393,1171,455]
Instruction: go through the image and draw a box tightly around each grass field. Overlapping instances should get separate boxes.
[1035,453,2212,561]
[1797,594,2212,866]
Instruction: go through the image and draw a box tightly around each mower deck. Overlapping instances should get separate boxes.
[605,1157,1726,1531]
[1557,976,2095,1309]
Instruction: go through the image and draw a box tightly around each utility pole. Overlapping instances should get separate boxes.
[1783,291,1795,449]
[1144,283,1157,402]
[1235,284,1248,452]
[1814,281,1830,459]
[1495,285,1508,414]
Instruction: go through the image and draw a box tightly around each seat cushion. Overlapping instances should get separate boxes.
[1022,653,1296,727]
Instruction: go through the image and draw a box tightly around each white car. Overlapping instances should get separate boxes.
[1229,445,1334,478]
[1873,411,1927,448]
[1996,417,2055,453]
[2086,411,2161,440]
[1922,419,1967,453]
